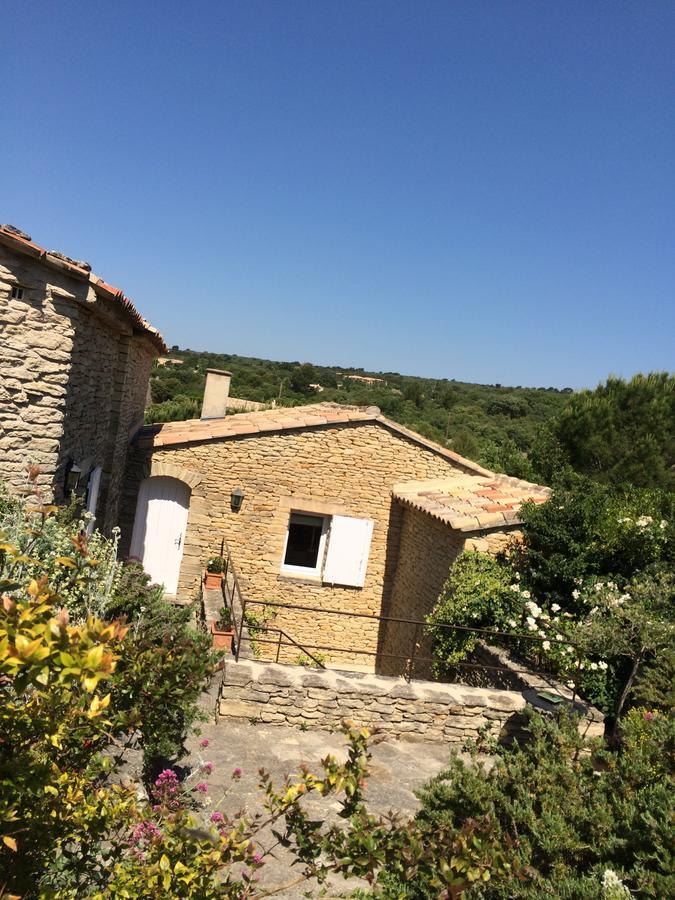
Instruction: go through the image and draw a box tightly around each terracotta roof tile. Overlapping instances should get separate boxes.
[0,224,165,352]
[136,403,489,475]
[392,473,550,533]
[137,401,550,527]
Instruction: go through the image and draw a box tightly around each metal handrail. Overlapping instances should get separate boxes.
[215,551,586,700]
[239,598,580,647]
[236,597,586,694]
[234,598,327,669]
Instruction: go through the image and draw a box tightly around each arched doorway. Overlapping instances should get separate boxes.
[130,476,191,595]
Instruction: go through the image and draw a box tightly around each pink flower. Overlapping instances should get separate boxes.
[210,811,225,824]
[152,769,182,808]
[201,761,214,775]
[130,820,163,846]
[155,769,179,786]
[252,852,263,864]
[643,711,655,722]
[195,782,208,793]
[232,767,242,778]
[200,738,210,748]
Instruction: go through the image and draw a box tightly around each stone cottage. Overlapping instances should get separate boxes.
[121,371,548,673]
[0,224,165,532]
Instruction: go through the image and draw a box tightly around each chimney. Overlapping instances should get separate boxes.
[201,368,232,419]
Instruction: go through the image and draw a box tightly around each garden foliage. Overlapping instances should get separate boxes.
[427,476,674,721]
[403,709,675,898]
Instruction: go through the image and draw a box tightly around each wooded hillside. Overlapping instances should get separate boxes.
[146,348,572,475]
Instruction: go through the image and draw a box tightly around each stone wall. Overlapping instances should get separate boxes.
[379,503,522,677]
[219,658,527,743]
[121,421,491,662]
[0,246,156,531]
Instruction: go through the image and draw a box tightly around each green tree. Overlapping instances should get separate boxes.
[404,381,425,408]
[289,363,317,394]
[538,373,675,490]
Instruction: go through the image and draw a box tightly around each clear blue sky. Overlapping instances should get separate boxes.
[2,1,673,389]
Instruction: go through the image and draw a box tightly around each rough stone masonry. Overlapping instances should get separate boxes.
[219,659,528,743]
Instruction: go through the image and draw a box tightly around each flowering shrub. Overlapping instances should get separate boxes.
[431,545,674,721]
[0,495,121,622]
[514,475,673,608]
[0,564,133,893]
[428,474,674,725]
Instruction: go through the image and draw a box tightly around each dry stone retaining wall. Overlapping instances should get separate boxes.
[219,659,528,743]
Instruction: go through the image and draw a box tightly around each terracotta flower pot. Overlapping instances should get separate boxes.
[204,571,224,590]
[211,620,234,653]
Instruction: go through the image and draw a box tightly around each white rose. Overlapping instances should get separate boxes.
[551,603,561,612]
[521,590,531,599]
[542,640,550,650]
[526,617,537,630]
[572,590,580,600]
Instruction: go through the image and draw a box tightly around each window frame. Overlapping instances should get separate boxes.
[10,285,25,301]
[280,511,330,578]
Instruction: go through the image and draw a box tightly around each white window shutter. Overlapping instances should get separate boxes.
[323,516,374,587]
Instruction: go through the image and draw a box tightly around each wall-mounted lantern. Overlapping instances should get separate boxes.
[64,460,82,496]
[230,487,245,512]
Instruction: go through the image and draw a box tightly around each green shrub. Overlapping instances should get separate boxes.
[206,555,226,574]
[404,709,675,898]
[214,604,232,630]
[106,563,217,777]
[426,552,518,675]
[514,475,674,608]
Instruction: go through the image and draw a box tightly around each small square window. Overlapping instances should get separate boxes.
[11,285,25,301]
[281,513,328,575]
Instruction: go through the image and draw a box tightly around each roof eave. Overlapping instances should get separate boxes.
[0,226,166,353]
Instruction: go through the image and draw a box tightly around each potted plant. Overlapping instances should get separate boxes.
[211,605,234,652]
[204,556,225,590]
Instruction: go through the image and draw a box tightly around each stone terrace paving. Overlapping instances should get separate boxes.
[183,684,460,898]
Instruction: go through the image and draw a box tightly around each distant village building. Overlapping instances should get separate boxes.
[339,374,387,387]
[0,224,164,532]
[156,356,185,366]
[121,370,548,673]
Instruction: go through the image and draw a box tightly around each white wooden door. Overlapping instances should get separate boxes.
[130,476,190,595]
